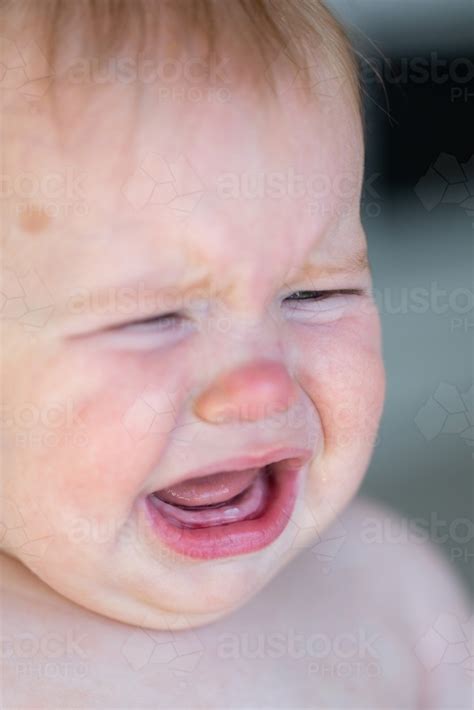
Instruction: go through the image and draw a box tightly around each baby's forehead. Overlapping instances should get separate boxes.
[3,73,365,311]
[8,73,363,208]
[3,0,364,255]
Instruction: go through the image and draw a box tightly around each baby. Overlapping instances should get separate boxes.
[1,0,471,707]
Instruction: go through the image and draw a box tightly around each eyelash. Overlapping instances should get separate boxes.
[283,288,362,302]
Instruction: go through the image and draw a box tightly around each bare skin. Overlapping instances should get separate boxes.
[1,499,470,709]
[0,15,471,708]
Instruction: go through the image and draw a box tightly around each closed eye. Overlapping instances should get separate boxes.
[122,312,184,329]
[281,288,367,324]
[94,310,192,350]
[283,288,363,302]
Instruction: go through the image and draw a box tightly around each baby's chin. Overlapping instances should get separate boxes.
[23,541,292,631]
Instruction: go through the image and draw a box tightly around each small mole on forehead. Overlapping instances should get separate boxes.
[18,205,51,234]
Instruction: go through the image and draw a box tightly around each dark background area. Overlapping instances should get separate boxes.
[327,0,474,593]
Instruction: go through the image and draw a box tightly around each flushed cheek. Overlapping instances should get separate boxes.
[14,345,197,533]
[294,313,385,480]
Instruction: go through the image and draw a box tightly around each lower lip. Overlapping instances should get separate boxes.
[144,464,302,560]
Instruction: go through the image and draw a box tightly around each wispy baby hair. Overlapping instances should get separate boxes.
[1,0,360,105]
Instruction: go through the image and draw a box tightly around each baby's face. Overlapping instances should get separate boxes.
[2,66,384,628]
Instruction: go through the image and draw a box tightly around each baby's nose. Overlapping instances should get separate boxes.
[194,359,298,424]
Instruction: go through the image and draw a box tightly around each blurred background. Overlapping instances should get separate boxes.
[326,0,473,593]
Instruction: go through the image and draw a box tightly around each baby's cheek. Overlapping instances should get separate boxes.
[17,345,196,529]
[295,313,385,476]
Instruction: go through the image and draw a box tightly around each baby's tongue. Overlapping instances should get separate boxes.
[155,468,261,507]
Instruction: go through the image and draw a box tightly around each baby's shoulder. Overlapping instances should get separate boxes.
[289,496,471,707]
[332,497,470,619]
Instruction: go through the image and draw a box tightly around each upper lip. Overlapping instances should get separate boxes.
[150,446,313,493]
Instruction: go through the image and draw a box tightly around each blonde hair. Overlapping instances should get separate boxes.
[2,0,360,106]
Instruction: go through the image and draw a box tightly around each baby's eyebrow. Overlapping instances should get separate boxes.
[84,251,369,307]
[326,249,370,275]
[293,248,371,281]
[92,272,216,307]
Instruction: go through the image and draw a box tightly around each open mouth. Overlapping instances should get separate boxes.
[145,450,310,559]
[150,466,271,528]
